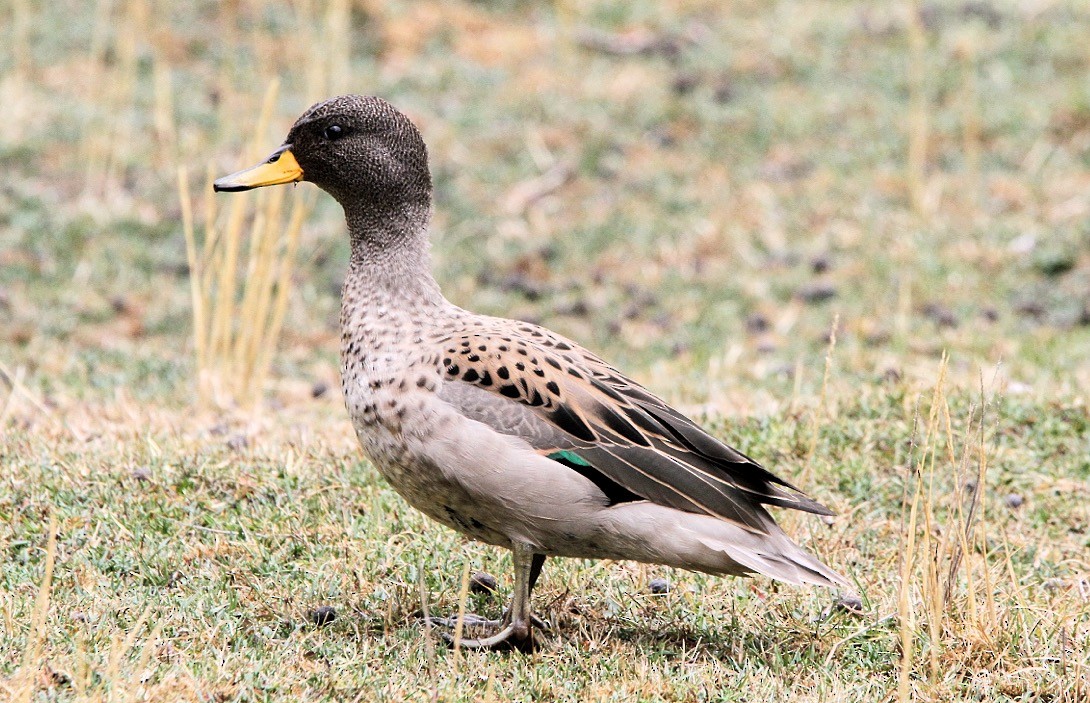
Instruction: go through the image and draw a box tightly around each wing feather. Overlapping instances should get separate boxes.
[434,322,834,530]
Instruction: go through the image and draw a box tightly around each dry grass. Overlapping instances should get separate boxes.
[179,78,313,408]
[3,0,1090,700]
[1,378,1086,701]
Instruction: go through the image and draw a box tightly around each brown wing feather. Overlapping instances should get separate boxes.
[436,321,834,530]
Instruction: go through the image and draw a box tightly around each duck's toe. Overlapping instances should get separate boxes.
[424,611,537,652]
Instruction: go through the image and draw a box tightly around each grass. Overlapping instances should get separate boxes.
[2,0,1090,700]
[179,77,314,407]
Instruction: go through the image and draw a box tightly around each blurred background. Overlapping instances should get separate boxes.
[3,0,1088,417]
[3,2,1090,699]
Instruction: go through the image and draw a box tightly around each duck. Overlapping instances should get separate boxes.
[214,95,849,651]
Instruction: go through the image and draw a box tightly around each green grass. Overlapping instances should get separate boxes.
[1,387,1086,700]
[2,0,1090,700]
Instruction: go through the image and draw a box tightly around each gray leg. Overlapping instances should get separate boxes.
[524,553,549,631]
[430,552,548,631]
[430,543,540,652]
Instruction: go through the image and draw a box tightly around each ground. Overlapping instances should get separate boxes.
[1,0,1089,701]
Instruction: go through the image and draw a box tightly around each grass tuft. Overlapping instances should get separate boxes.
[180,80,313,409]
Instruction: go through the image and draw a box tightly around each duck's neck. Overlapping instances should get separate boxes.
[343,200,445,309]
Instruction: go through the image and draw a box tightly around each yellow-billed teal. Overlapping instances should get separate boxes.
[214,95,849,651]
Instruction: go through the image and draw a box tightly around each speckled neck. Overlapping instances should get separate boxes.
[343,200,445,308]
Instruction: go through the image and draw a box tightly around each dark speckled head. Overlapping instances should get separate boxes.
[287,95,430,208]
[215,95,431,214]
[214,95,440,278]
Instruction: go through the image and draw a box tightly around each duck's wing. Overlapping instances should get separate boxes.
[434,321,833,534]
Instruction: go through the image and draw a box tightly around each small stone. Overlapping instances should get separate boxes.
[864,330,891,347]
[537,244,560,262]
[649,577,670,594]
[110,295,130,314]
[226,434,248,451]
[1015,300,1045,320]
[835,594,864,615]
[164,260,191,277]
[308,606,337,627]
[796,282,837,304]
[555,299,590,317]
[43,664,71,687]
[917,3,940,30]
[310,380,329,398]
[648,125,676,147]
[1034,248,1076,277]
[959,1,1003,27]
[469,571,498,595]
[672,72,700,95]
[923,303,958,328]
[1079,304,1090,327]
[745,313,770,333]
[1005,493,1024,509]
[712,76,735,104]
[500,273,544,301]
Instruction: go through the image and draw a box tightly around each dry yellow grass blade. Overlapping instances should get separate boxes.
[888,357,1064,699]
[178,79,314,409]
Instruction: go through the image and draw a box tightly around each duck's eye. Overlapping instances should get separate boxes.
[323,124,349,141]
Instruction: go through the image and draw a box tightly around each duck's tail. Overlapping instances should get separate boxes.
[598,501,851,590]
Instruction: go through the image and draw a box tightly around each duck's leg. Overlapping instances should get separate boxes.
[456,543,537,651]
[425,551,548,632]
[427,543,543,652]
[525,552,549,630]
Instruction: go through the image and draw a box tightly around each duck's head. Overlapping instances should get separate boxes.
[214,95,431,211]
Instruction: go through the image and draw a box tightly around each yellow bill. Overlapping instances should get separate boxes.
[213,145,303,192]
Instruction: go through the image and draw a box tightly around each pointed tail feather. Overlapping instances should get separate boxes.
[700,533,850,589]
[599,502,851,590]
